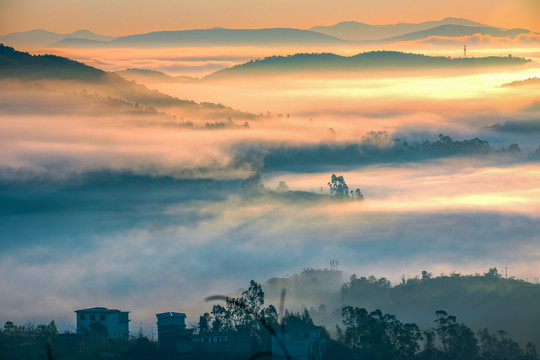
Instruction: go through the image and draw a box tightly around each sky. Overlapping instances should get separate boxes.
[1,0,539,36]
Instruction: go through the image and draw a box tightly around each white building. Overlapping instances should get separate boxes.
[272,321,321,360]
[75,307,130,338]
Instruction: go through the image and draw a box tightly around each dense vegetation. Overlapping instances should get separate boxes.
[0,43,104,81]
[259,133,520,171]
[2,275,538,359]
[206,51,530,78]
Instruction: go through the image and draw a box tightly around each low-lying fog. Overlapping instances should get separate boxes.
[1,43,540,336]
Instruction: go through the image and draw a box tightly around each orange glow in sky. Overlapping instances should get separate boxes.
[1,0,539,36]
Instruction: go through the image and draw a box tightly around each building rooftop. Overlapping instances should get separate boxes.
[156,312,187,319]
[75,307,128,313]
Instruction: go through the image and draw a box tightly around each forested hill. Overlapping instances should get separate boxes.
[0,43,105,81]
[205,51,531,79]
[340,270,540,347]
[0,44,258,120]
[264,268,540,347]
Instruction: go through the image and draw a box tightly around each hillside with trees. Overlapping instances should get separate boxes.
[265,268,540,349]
[205,51,531,79]
[2,276,538,359]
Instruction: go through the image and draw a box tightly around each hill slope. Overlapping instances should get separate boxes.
[205,51,531,79]
[0,43,105,81]
[264,270,540,347]
[0,44,257,120]
[115,68,197,83]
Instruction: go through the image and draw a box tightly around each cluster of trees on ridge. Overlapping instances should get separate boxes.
[206,51,531,79]
[260,133,529,171]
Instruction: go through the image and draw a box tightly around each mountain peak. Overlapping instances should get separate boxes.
[71,29,96,36]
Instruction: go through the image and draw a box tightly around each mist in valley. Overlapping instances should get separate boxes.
[1,16,540,355]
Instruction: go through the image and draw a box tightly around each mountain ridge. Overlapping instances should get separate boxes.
[371,24,530,44]
[50,28,348,48]
[0,29,115,50]
[309,17,493,41]
[0,44,258,120]
[204,51,532,79]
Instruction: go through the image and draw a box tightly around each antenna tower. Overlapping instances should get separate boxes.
[464,44,467,58]
[330,260,338,271]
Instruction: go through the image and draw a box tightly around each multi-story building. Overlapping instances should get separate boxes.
[75,307,130,338]
[156,312,193,351]
[272,320,321,360]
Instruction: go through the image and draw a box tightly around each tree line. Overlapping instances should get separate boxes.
[337,307,537,360]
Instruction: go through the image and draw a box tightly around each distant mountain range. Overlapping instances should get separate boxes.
[1,17,534,49]
[310,17,492,41]
[115,68,197,83]
[372,24,530,43]
[204,51,531,79]
[50,28,347,48]
[0,29,114,50]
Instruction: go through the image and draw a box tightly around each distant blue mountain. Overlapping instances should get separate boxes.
[50,28,347,48]
[372,24,530,43]
[0,29,115,49]
[115,68,197,83]
[310,17,492,41]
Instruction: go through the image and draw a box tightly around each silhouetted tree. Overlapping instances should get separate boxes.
[198,313,211,334]
[434,310,478,360]
[337,306,422,359]
[421,271,433,281]
[421,329,438,360]
[484,267,501,279]
[211,304,233,332]
[3,321,15,333]
[260,305,279,328]
[353,188,364,200]
[478,328,537,360]
[276,181,289,192]
[508,144,521,153]
[328,174,349,198]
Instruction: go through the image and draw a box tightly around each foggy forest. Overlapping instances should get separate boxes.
[1,1,540,359]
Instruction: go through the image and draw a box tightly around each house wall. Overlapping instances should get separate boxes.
[76,311,129,338]
[272,329,319,360]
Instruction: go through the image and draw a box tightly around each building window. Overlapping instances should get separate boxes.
[91,314,96,321]
[100,315,105,321]
[80,314,85,320]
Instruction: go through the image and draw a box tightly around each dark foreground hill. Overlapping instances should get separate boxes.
[0,43,105,81]
[205,51,531,79]
[0,44,258,120]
